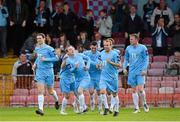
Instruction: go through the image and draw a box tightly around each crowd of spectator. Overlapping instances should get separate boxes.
[0,0,179,59]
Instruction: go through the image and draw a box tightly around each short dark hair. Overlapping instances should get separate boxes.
[91,41,97,46]
[100,9,107,14]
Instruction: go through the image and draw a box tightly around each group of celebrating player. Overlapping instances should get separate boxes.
[32,33,149,117]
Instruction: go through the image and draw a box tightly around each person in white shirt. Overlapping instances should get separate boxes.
[96,9,113,40]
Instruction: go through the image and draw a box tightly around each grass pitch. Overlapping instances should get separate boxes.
[0,107,180,121]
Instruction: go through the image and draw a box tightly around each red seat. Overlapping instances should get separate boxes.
[26,95,38,106]
[161,81,177,88]
[54,81,59,88]
[145,81,161,88]
[123,94,133,107]
[145,94,157,106]
[150,62,167,69]
[159,87,174,94]
[175,87,180,94]
[153,56,168,62]
[148,69,164,76]
[145,87,159,94]
[10,96,27,106]
[29,88,38,95]
[156,94,173,107]
[142,37,152,46]
[13,89,29,96]
[118,88,126,95]
[112,32,124,38]
[176,82,180,87]
[162,76,179,81]
[173,94,180,107]
[113,37,126,45]
[148,48,153,55]
[146,76,162,81]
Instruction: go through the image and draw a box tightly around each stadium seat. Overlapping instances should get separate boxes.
[142,37,152,46]
[148,69,164,76]
[145,81,161,88]
[124,93,133,108]
[150,62,167,69]
[173,94,180,107]
[177,82,180,87]
[118,88,126,95]
[145,87,159,94]
[148,48,153,55]
[174,87,180,94]
[10,96,27,106]
[159,87,174,94]
[26,95,38,106]
[162,76,179,81]
[13,89,29,96]
[145,94,157,107]
[29,88,38,95]
[157,87,174,107]
[161,81,177,88]
[118,93,125,107]
[153,56,168,62]
[157,94,173,107]
[146,76,162,81]
[54,81,59,88]
[112,32,124,38]
[113,37,126,45]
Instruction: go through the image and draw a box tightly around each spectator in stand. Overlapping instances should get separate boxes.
[45,34,55,48]
[110,0,129,32]
[12,52,33,89]
[143,0,158,32]
[9,0,29,57]
[94,32,103,51]
[51,2,63,37]
[60,2,78,47]
[77,9,94,41]
[151,17,168,56]
[150,0,174,28]
[96,9,113,40]
[170,13,180,52]
[56,33,70,53]
[24,0,36,37]
[21,32,37,60]
[123,4,144,47]
[77,31,91,51]
[166,51,180,75]
[34,0,50,34]
[0,0,8,58]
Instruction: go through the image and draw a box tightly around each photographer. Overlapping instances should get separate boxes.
[96,9,113,40]
[0,0,8,58]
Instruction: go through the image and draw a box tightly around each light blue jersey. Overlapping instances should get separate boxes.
[66,53,91,90]
[123,44,149,87]
[59,58,75,93]
[84,50,101,90]
[99,50,120,93]
[34,44,58,87]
